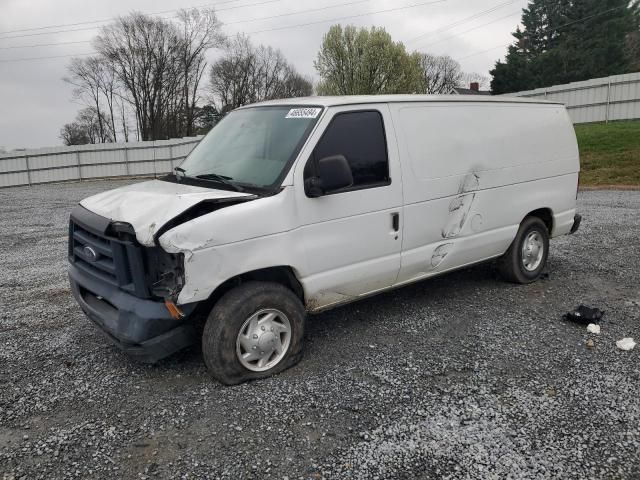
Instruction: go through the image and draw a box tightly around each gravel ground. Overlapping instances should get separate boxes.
[1,180,639,480]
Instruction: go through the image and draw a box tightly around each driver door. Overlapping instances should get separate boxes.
[293,105,404,308]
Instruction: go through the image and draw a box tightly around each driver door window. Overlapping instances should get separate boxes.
[305,110,390,192]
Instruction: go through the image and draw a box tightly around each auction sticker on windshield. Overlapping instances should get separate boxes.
[286,108,322,119]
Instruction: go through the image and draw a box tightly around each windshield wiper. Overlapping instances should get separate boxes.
[195,173,244,192]
[174,166,186,177]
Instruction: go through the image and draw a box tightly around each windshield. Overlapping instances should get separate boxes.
[177,106,322,190]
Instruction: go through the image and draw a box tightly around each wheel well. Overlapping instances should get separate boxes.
[526,208,554,233]
[192,266,305,322]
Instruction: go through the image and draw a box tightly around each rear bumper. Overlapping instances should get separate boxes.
[570,213,582,234]
[69,264,197,363]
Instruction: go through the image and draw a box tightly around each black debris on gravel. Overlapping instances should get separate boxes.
[563,305,605,325]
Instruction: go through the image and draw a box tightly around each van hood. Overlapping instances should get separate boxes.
[79,179,253,246]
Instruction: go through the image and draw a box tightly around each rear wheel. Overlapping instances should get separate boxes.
[202,281,305,385]
[498,216,549,284]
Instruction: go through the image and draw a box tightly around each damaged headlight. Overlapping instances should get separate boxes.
[144,248,185,300]
[104,220,186,302]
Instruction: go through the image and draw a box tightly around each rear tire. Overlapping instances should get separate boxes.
[202,281,305,385]
[498,216,549,284]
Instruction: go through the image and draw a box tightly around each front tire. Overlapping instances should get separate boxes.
[202,281,305,385]
[498,216,549,284]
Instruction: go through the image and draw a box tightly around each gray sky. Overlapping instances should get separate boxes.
[0,0,528,150]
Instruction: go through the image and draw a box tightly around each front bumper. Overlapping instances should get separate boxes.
[69,264,197,363]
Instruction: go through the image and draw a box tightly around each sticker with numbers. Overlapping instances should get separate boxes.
[286,108,322,119]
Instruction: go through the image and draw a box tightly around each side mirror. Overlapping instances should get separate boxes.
[304,155,353,197]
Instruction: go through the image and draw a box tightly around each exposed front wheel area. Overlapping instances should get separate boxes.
[499,216,550,283]
[202,281,305,385]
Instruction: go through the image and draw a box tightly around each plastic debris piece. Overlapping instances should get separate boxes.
[563,305,604,325]
[586,339,595,348]
[587,324,601,334]
[616,338,636,351]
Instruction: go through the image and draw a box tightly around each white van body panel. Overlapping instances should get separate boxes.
[79,179,252,246]
[76,96,580,311]
[159,187,305,304]
[160,103,406,306]
[388,102,579,285]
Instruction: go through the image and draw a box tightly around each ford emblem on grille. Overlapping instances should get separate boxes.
[83,246,99,263]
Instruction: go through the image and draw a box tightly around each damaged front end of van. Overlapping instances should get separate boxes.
[68,104,321,364]
[67,182,256,363]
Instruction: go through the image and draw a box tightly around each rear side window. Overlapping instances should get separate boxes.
[311,110,389,188]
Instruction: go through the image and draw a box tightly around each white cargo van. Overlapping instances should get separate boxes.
[68,95,581,384]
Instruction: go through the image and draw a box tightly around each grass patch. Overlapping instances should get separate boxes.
[575,120,640,186]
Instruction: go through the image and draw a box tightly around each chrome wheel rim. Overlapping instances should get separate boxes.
[522,230,544,271]
[236,309,291,372]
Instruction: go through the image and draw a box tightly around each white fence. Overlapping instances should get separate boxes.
[0,136,203,188]
[503,71,640,124]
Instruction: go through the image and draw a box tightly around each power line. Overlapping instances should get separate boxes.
[246,0,449,35]
[1,1,623,64]
[0,0,377,50]
[406,0,519,43]
[0,52,95,64]
[0,0,450,62]
[0,40,89,51]
[225,0,372,26]
[417,10,521,50]
[0,0,269,35]
[0,0,283,39]
[0,1,259,35]
[0,19,112,36]
[456,42,506,61]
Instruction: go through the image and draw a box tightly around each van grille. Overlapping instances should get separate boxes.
[69,215,149,298]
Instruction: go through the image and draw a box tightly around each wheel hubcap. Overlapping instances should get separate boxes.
[236,309,292,372]
[521,230,544,271]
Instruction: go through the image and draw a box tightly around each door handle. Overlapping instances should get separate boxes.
[391,212,400,232]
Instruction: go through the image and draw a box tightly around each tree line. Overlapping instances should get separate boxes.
[61,1,640,144]
[61,9,484,145]
[491,0,640,94]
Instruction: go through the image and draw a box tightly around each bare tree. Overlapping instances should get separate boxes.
[95,61,120,142]
[92,10,223,140]
[118,98,132,142]
[63,8,308,144]
[96,13,182,140]
[60,123,90,146]
[279,66,314,98]
[254,45,288,100]
[60,107,114,145]
[64,57,114,142]
[210,35,312,112]
[175,9,225,136]
[209,35,258,112]
[416,53,463,94]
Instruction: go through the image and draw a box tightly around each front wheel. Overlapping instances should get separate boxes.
[202,281,305,385]
[498,216,550,284]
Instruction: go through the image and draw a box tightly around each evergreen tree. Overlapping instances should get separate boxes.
[491,0,640,94]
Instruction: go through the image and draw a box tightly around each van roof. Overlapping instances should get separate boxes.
[243,94,563,109]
